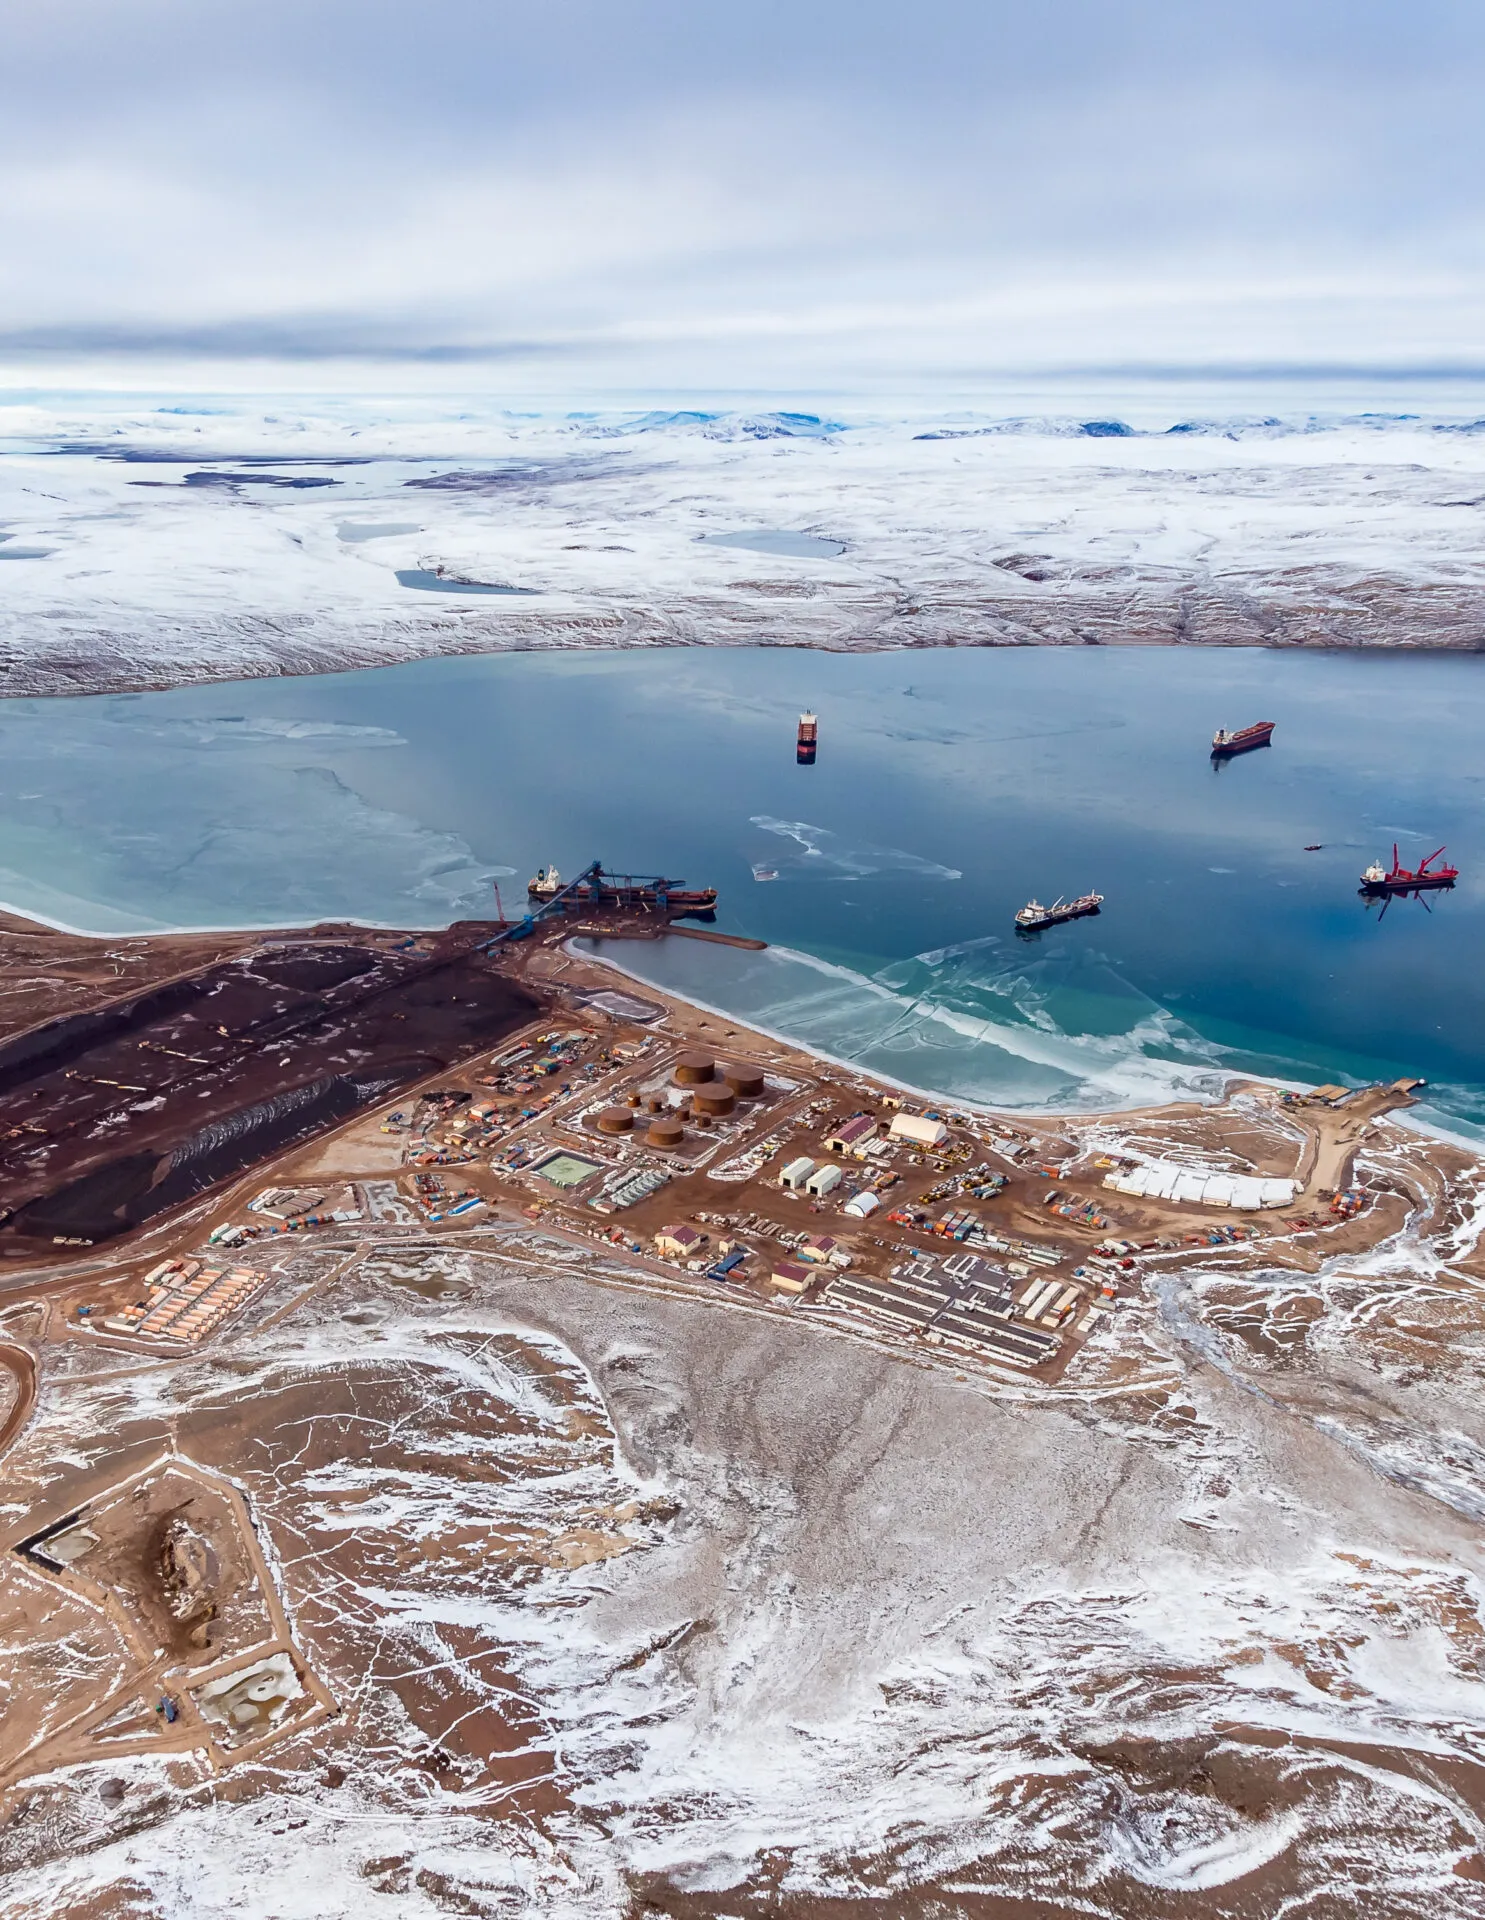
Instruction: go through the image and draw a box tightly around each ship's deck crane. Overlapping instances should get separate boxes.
[479,862,711,950]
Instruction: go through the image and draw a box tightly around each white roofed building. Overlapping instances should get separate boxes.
[1102,1159,1296,1211]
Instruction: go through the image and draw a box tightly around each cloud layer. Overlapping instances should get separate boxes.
[3,1,1484,385]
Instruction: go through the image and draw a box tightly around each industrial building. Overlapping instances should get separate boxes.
[819,1262,1063,1371]
[825,1115,879,1155]
[654,1223,707,1259]
[1101,1160,1296,1210]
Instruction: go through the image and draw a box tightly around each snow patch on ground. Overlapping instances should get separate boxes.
[6,396,1485,692]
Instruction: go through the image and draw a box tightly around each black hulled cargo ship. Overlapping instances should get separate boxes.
[1015,892,1103,932]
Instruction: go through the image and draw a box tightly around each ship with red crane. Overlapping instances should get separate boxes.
[1359,845,1458,897]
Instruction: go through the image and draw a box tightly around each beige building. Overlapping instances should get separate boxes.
[654,1223,707,1259]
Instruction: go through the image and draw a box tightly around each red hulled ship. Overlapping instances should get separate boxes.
[1360,846,1458,896]
[1211,721,1275,757]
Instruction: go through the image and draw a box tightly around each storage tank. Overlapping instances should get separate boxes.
[673,1051,716,1086]
[692,1084,736,1117]
[646,1115,686,1149]
[595,1106,634,1135]
[721,1062,764,1098]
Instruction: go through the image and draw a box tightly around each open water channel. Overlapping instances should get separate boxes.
[1,645,1483,1136]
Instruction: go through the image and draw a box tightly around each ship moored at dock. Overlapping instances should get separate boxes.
[528,863,716,912]
[1211,721,1275,757]
[1015,892,1103,932]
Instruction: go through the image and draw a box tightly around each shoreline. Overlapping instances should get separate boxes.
[3,629,1485,707]
[571,931,1485,1158]
[0,894,452,941]
[0,888,1472,1155]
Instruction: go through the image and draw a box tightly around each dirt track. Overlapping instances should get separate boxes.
[0,1342,35,1456]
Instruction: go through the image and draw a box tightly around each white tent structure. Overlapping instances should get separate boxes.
[1102,1159,1296,1211]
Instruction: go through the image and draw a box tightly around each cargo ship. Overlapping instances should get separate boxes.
[1015,892,1103,931]
[1360,845,1458,896]
[527,863,718,913]
[1211,721,1275,757]
[797,711,818,765]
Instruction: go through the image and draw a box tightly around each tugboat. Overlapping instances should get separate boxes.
[1360,845,1458,896]
[528,865,562,899]
[1211,721,1275,758]
[1015,892,1103,932]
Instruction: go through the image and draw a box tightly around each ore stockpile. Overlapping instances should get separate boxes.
[0,940,535,1248]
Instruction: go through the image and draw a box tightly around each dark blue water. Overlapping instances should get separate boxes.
[0,646,1482,1134]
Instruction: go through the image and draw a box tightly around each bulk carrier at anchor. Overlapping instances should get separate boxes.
[1211,721,1275,758]
[1015,892,1103,932]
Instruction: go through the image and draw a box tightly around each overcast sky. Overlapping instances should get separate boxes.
[2,0,1483,390]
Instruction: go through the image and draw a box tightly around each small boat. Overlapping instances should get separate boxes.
[1303,844,1323,852]
[528,865,563,898]
[1359,845,1458,896]
[1211,721,1275,757]
[1015,892,1103,931]
[752,865,779,882]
